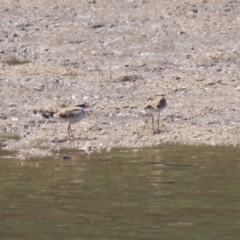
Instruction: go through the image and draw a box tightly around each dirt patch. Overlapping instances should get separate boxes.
[0,0,239,157]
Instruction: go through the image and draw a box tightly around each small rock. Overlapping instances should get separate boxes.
[34,84,45,91]
[11,117,19,121]
[91,24,104,29]
[118,75,139,82]
[19,156,28,161]
[62,155,73,161]
[131,149,138,153]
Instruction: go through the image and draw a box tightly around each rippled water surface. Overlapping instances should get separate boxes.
[0,145,240,240]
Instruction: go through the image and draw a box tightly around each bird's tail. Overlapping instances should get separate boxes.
[37,106,60,119]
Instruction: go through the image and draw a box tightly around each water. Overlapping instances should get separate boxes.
[0,145,240,240]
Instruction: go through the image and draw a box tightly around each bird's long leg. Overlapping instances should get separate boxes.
[150,114,155,133]
[67,123,72,140]
[157,112,160,133]
[69,124,75,139]
[146,113,155,134]
[68,123,78,140]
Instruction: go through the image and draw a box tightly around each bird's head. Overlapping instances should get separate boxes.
[75,103,89,109]
[158,96,167,109]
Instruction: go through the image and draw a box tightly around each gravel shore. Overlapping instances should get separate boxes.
[0,0,239,157]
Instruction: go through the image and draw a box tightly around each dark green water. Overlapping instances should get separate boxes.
[0,145,240,240]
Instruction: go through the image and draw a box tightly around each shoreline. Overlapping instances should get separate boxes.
[0,0,239,158]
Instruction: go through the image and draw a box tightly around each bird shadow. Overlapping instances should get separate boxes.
[153,130,161,135]
[51,138,69,143]
[51,136,95,143]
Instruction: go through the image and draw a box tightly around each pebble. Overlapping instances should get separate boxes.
[62,155,73,161]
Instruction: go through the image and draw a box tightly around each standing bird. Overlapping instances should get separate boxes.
[39,103,89,140]
[144,96,167,134]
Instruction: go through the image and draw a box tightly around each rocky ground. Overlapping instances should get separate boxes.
[0,0,239,158]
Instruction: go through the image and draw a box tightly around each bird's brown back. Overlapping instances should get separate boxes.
[39,106,60,119]
[144,96,166,109]
[57,106,84,119]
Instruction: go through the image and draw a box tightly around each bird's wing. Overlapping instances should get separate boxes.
[145,97,158,109]
[58,106,84,118]
[39,106,60,118]
[144,102,154,109]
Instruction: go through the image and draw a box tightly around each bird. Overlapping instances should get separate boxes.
[39,103,89,140]
[144,96,167,134]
